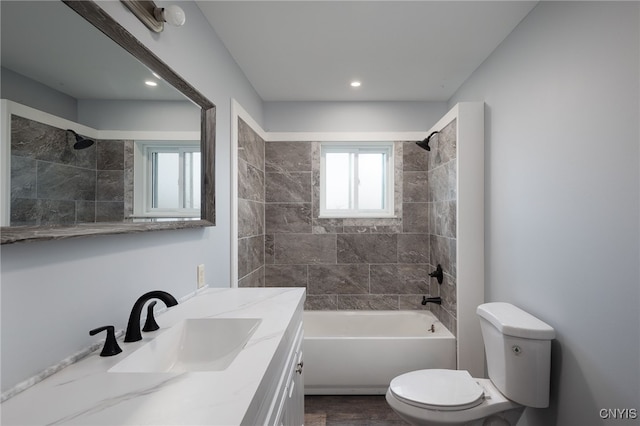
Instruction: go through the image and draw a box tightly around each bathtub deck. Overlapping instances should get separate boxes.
[305,395,405,425]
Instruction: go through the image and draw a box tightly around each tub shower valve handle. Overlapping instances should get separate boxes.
[89,325,122,357]
[429,264,444,284]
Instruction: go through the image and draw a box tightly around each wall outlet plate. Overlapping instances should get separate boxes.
[197,264,205,288]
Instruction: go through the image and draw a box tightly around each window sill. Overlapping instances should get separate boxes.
[318,214,398,219]
[129,214,200,219]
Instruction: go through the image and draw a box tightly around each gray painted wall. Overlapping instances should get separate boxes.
[1,68,200,131]
[449,2,639,425]
[1,67,78,121]
[77,100,200,131]
[0,0,263,392]
[264,101,447,132]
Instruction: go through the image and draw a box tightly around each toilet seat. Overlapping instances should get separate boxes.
[389,369,484,411]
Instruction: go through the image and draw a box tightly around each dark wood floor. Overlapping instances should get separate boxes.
[304,395,406,426]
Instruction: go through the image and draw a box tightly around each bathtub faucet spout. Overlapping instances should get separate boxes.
[422,296,442,306]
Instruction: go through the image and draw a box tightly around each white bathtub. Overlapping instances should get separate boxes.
[303,310,456,395]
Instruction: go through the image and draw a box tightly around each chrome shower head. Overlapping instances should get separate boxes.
[416,131,439,152]
[67,129,95,150]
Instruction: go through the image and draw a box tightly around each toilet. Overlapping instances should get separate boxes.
[386,302,555,426]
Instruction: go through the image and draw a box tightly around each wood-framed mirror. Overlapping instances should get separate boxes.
[0,0,215,244]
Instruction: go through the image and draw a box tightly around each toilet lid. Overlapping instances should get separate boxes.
[389,369,484,411]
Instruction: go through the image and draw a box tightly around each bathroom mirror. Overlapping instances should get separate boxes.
[0,0,215,244]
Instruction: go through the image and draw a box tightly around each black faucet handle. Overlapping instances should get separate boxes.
[89,325,122,357]
[142,301,160,332]
[428,264,444,284]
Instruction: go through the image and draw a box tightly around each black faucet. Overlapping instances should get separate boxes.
[422,296,442,306]
[124,290,178,342]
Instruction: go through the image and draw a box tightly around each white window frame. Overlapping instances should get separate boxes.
[319,141,395,218]
[133,140,200,218]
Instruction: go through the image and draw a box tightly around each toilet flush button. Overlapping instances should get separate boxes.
[512,345,522,355]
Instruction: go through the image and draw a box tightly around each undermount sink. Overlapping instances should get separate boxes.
[109,318,262,373]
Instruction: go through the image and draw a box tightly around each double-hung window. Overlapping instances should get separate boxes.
[133,141,200,218]
[320,142,394,218]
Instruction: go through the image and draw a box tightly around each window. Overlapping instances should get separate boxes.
[320,142,394,218]
[134,141,200,218]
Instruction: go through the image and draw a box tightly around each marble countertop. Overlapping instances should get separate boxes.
[1,287,306,425]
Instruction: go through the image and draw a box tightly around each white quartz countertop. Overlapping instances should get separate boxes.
[1,287,306,426]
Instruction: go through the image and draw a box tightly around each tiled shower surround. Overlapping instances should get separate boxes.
[237,119,266,287]
[237,118,458,333]
[10,115,131,225]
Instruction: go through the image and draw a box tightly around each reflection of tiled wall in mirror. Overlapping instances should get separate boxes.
[10,115,129,226]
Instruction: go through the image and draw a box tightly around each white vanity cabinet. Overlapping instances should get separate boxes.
[244,307,304,426]
[275,322,304,426]
[1,288,306,426]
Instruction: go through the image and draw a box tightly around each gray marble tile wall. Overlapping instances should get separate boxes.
[262,139,443,315]
[425,118,458,335]
[234,117,458,334]
[10,115,127,225]
[124,141,135,219]
[96,139,125,222]
[237,118,266,287]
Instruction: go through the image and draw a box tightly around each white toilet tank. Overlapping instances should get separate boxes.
[477,303,555,408]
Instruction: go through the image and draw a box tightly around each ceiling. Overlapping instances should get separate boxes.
[197,1,538,102]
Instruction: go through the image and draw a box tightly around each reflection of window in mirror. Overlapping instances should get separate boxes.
[320,142,394,218]
[133,141,200,218]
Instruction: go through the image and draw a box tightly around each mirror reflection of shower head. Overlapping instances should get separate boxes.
[416,131,439,151]
[67,129,95,150]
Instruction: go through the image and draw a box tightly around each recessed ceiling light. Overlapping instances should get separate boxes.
[145,80,158,87]
[350,81,362,88]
